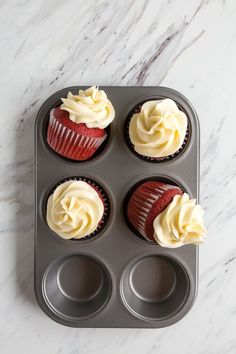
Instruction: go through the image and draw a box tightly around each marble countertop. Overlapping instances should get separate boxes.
[1,0,235,353]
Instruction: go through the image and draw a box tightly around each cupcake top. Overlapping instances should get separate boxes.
[153,193,206,248]
[46,180,104,239]
[129,99,187,158]
[60,86,115,129]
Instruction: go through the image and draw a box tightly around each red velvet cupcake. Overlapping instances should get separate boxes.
[47,108,107,161]
[127,181,183,241]
[47,86,115,161]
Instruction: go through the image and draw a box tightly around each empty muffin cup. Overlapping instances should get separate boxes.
[42,255,112,320]
[121,255,190,320]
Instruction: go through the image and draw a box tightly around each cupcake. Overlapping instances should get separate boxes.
[127,181,206,248]
[46,179,108,240]
[126,99,188,161]
[47,86,115,161]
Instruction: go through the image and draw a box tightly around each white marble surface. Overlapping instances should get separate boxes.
[0,0,236,353]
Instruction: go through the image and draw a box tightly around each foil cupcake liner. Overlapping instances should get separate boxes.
[47,110,107,161]
[124,102,190,163]
[45,176,111,241]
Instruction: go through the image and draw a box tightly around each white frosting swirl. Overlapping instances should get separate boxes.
[46,180,104,239]
[129,99,187,157]
[60,86,115,129]
[153,193,206,248]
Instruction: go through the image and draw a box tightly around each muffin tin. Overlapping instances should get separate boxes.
[34,86,199,328]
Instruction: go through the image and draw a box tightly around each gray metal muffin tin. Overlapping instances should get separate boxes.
[34,86,199,328]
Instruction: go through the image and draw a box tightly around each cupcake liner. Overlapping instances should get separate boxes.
[47,109,107,161]
[124,102,190,163]
[127,181,183,242]
[46,177,111,241]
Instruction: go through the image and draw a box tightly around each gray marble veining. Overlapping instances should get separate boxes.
[0,0,236,353]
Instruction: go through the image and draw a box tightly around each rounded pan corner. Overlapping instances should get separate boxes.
[34,275,80,328]
[34,290,70,327]
[147,280,198,329]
